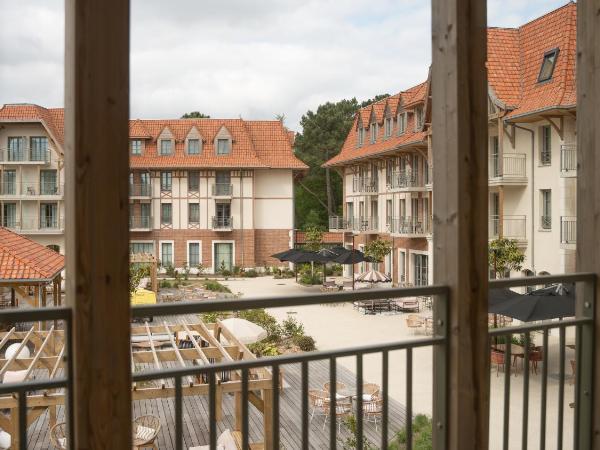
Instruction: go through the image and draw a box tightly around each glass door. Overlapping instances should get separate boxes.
[40,170,58,195]
[214,243,233,272]
[40,203,58,229]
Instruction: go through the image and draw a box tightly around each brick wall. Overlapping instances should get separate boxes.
[254,229,292,268]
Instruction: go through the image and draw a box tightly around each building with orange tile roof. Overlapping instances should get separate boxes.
[0,105,308,271]
[324,2,578,285]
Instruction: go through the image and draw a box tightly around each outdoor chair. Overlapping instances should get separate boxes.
[491,350,515,377]
[393,299,420,312]
[405,315,424,334]
[323,381,347,394]
[50,422,67,449]
[362,383,380,399]
[308,390,329,423]
[362,397,384,431]
[323,397,353,432]
[342,281,354,291]
[132,415,161,450]
[529,347,543,374]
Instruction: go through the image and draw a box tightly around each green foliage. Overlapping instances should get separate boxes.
[360,94,391,108]
[489,238,525,278]
[304,225,324,251]
[196,263,205,276]
[129,264,150,295]
[243,269,258,278]
[292,335,316,352]
[202,280,231,293]
[248,341,280,357]
[299,273,322,285]
[182,262,190,281]
[159,279,172,289]
[390,414,433,450]
[364,239,392,265]
[339,415,377,450]
[281,317,305,338]
[232,266,241,275]
[181,111,210,118]
[164,264,177,278]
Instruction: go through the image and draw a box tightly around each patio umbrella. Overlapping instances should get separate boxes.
[488,288,522,308]
[332,249,373,264]
[271,248,301,262]
[489,283,575,322]
[220,318,268,344]
[355,269,391,283]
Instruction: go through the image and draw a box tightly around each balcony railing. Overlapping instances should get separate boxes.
[489,153,527,180]
[212,216,233,230]
[129,183,152,197]
[0,148,52,163]
[329,215,351,230]
[561,216,577,244]
[489,215,527,240]
[5,215,64,232]
[390,216,432,236]
[541,215,552,230]
[388,170,422,189]
[129,215,152,230]
[352,177,378,193]
[212,183,233,196]
[560,144,577,174]
[351,216,378,232]
[0,181,63,196]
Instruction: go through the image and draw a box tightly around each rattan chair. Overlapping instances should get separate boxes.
[308,390,329,423]
[362,383,380,399]
[50,422,67,449]
[132,415,161,450]
[323,381,346,394]
[362,398,384,430]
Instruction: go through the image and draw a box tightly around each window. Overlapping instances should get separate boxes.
[540,125,552,165]
[541,189,552,229]
[40,170,58,195]
[188,242,201,266]
[188,171,200,191]
[160,242,173,267]
[386,199,393,227]
[490,136,500,176]
[398,251,406,282]
[131,140,142,155]
[160,203,172,225]
[2,203,16,228]
[384,117,392,138]
[160,172,172,191]
[189,203,200,223]
[370,123,377,143]
[358,126,365,147]
[414,254,428,286]
[159,139,172,155]
[140,203,151,228]
[187,138,201,155]
[2,170,16,195]
[538,48,559,83]
[130,242,154,255]
[30,137,48,161]
[7,137,24,161]
[415,106,424,130]
[397,113,407,134]
[216,139,231,155]
[40,203,58,229]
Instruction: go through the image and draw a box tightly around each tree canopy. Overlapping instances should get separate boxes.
[181,111,210,119]
[488,238,525,278]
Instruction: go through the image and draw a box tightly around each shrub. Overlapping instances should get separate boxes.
[182,262,190,281]
[248,341,280,357]
[159,280,172,289]
[232,265,241,275]
[196,263,205,277]
[293,335,316,352]
[299,273,322,285]
[221,269,232,278]
[389,414,432,450]
[202,280,231,293]
[165,264,177,278]
[338,415,377,450]
[239,309,281,341]
[243,269,258,278]
[282,317,305,338]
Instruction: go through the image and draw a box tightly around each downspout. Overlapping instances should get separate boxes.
[240,171,244,269]
[514,124,536,274]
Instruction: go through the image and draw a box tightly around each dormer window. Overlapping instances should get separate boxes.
[384,117,392,138]
[357,126,365,147]
[538,48,559,83]
[414,106,424,130]
[397,113,407,135]
[370,123,378,144]
[130,139,142,155]
[216,138,231,155]
[187,138,201,155]
[159,139,172,155]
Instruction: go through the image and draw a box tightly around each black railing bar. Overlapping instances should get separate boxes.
[0,306,71,322]
[66,315,74,450]
[522,332,530,450]
[381,350,389,450]
[209,372,217,449]
[557,327,566,450]
[131,285,450,317]
[573,324,582,450]
[356,354,364,450]
[301,361,309,450]
[241,368,249,450]
[329,357,336,449]
[406,347,413,450]
[132,337,445,382]
[272,364,280,450]
[175,375,183,450]
[489,273,595,289]
[488,318,591,336]
[502,334,511,450]
[0,377,68,395]
[18,388,26,450]
[540,329,548,450]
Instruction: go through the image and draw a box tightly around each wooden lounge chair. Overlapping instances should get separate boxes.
[132,415,161,450]
[50,422,67,449]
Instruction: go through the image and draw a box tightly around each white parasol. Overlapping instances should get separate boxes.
[220,318,268,344]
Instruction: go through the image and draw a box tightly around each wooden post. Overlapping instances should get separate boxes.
[431,0,489,449]
[576,0,600,446]
[262,388,274,450]
[65,0,132,448]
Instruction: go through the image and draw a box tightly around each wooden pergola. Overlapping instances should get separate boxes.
[130,252,158,293]
[0,318,274,448]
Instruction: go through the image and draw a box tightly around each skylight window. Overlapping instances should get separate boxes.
[538,48,559,83]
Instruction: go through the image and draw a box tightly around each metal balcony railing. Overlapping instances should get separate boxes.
[0,181,63,196]
[560,144,577,173]
[0,148,52,163]
[388,170,421,189]
[489,215,527,240]
[329,216,351,230]
[352,177,378,193]
[390,216,432,235]
[212,183,233,196]
[489,154,527,179]
[129,215,152,230]
[129,183,152,197]
[541,215,552,230]
[352,216,378,232]
[561,216,577,244]
[212,216,233,229]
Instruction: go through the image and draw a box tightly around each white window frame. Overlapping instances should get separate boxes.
[397,112,407,135]
[211,240,236,273]
[414,106,424,131]
[188,202,200,224]
[384,117,392,138]
[358,126,365,147]
[130,240,155,256]
[187,138,201,155]
[216,138,231,155]
[187,240,202,268]
[130,139,142,155]
[159,139,173,155]
[370,123,378,143]
[412,250,429,286]
[159,240,175,268]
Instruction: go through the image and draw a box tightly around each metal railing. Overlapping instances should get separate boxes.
[540,149,552,166]
[353,177,378,193]
[329,215,351,230]
[129,183,152,197]
[0,148,52,163]
[5,215,64,232]
[489,154,527,179]
[541,215,552,230]
[0,181,63,196]
[561,144,577,173]
[389,170,422,189]
[352,216,378,232]
[212,183,233,196]
[212,216,233,229]
[390,216,432,235]
[129,215,152,230]
[561,216,577,244]
[489,215,527,240]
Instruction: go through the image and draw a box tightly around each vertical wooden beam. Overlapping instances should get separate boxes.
[65,0,131,448]
[576,0,600,446]
[431,0,489,449]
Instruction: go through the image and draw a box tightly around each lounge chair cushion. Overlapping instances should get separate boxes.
[217,429,238,450]
[135,425,156,442]
[3,370,27,384]
[58,437,67,449]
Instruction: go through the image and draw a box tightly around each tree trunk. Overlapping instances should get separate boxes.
[325,168,333,215]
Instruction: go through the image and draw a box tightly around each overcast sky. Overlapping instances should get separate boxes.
[0,0,571,131]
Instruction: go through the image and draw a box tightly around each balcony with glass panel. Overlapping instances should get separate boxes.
[211,183,233,198]
[489,214,527,242]
[129,215,152,231]
[129,182,152,198]
[389,215,432,237]
[0,146,52,164]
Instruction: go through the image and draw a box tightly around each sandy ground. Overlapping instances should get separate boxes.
[219,276,578,449]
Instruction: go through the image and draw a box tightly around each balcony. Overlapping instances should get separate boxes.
[390,216,432,237]
[488,153,527,185]
[212,215,233,230]
[0,181,63,198]
[388,170,425,190]
[560,144,577,176]
[3,215,64,233]
[489,215,527,241]
[351,216,378,233]
[0,148,52,164]
[329,215,352,231]
[129,215,152,231]
[561,216,577,244]
[212,183,233,197]
[129,183,152,198]
[352,177,378,194]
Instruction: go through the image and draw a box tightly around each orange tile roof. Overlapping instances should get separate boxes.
[0,228,64,281]
[0,105,307,170]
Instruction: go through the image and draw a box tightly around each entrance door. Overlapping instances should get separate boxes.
[214,243,233,272]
